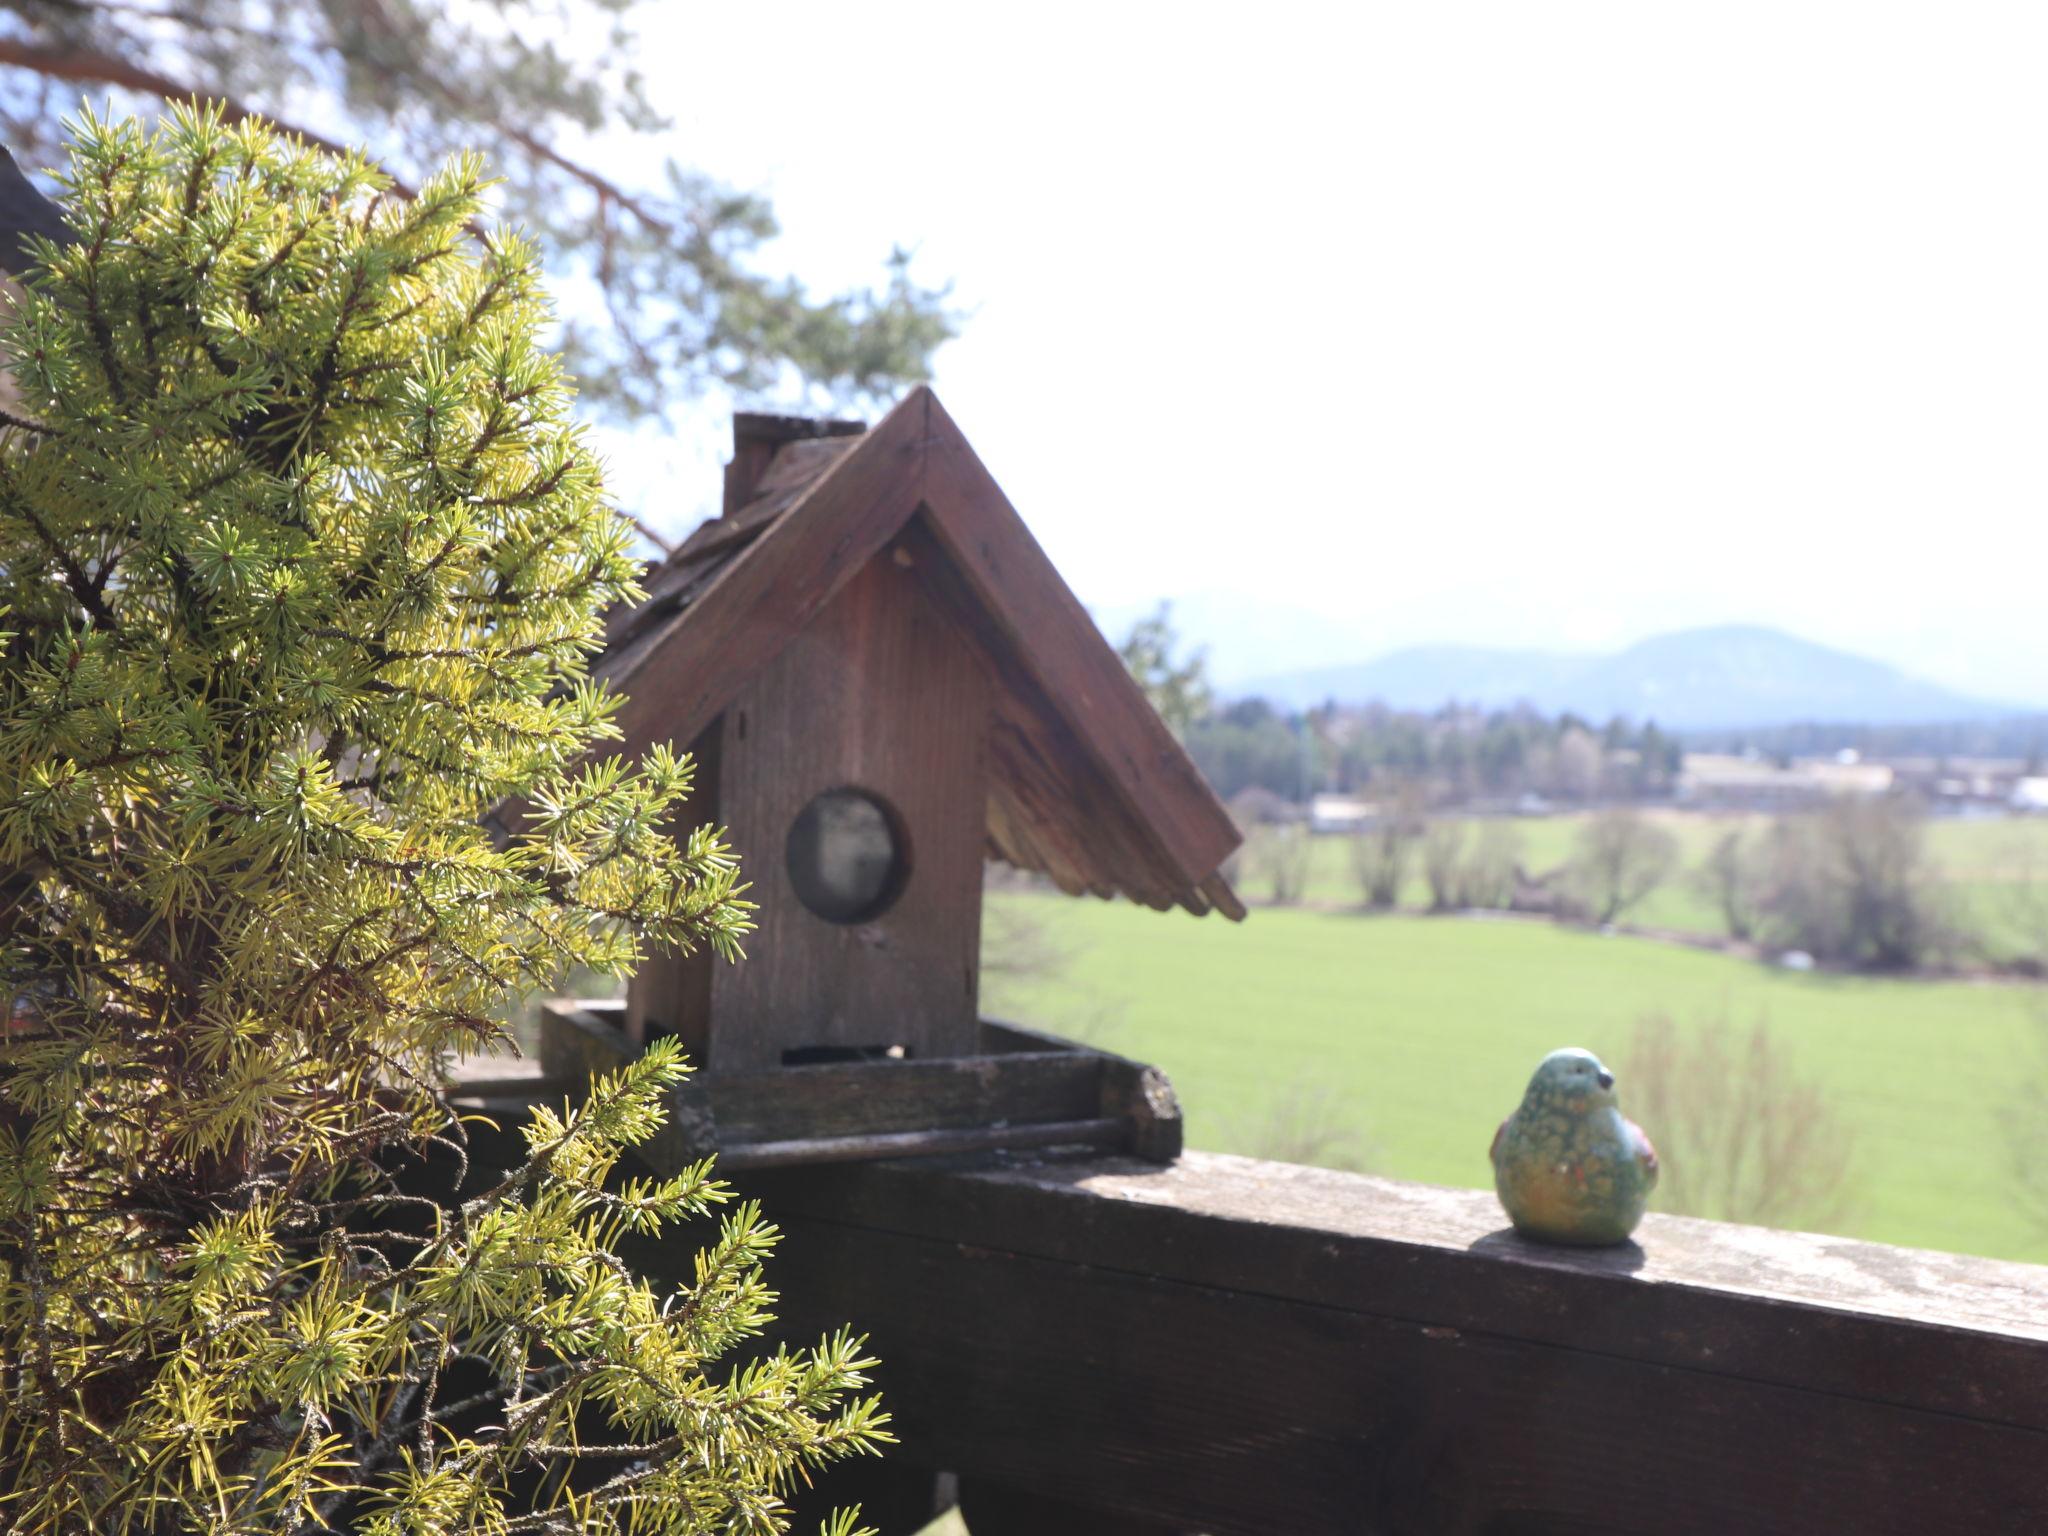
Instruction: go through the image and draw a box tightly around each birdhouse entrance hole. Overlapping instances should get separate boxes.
[785,786,909,925]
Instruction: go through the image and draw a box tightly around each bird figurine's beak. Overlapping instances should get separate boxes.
[1596,1070,1614,1090]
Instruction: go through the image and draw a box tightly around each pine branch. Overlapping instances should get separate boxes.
[0,37,375,173]
[0,117,874,1536]
[0,29,673,247]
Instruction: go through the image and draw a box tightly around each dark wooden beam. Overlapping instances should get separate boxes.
[706,1151,2048,1536]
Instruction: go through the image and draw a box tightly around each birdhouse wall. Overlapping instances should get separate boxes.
[626,550,991,1071]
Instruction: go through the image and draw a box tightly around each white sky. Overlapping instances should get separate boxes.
[595,3,2048,702]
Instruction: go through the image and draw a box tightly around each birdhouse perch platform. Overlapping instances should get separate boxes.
[531,1000,1182,1171]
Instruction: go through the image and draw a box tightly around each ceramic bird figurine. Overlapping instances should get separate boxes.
[1491,1047,1659,1246]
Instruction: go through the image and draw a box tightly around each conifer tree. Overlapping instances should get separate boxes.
[0,108,886,1532]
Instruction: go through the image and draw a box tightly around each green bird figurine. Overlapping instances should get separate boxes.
[1491,1047,1659,1246]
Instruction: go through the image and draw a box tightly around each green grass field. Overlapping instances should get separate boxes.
[982,891,2048,1263]
[1265,810,2048,958]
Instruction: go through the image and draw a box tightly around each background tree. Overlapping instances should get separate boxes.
[1186,697,1304,803]
[2002,1001,2048,1239]
[0,113,885,1532]
[1991,837,2048,975]
[1755,796,1951,970]
[1565,807,1680,924]
[1183,699,1682,809]
[1230,1075,1377,1173]
[1456,820,1524,911]
[1246,823,1313,906]
[1552,723,1604,801]
[1697,823,1766,942]
[0,0,953,455]
[1352,785,1423,910]
[1418,816,1464,912]
[1622,1010,1857,1230]
[1116,601,1212,739]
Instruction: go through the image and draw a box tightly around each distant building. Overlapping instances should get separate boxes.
[1804,760,1895,797]
[1226,785,1303,828]
[1309,793,1374,834]
[2013,778,2048,814]
[1676,754,1892,811]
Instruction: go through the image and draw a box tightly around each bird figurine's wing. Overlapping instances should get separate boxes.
[1626,1116,1660,1189]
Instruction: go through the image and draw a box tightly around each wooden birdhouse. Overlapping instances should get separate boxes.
[535,388,1242,1168]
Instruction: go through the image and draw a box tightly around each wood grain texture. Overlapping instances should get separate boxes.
[625,723,721,1051]
[535,999,634,1084]
[714,1118,1127,1171]
[587,388,1244,922]
[676,1050,1107,1144]
[896,515,1221,918]
[916,390,1241,899]
[956,1480,1190,1536]
[723,412,864,515]
[708,552,989,1069]
[601,390,929,771]
[717,1151,2048,1535]
[519,1009,1184,1171]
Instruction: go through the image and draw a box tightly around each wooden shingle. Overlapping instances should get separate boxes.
[595,387,1243,920]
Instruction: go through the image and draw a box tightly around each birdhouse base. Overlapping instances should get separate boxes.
[522,1001,1182,1172]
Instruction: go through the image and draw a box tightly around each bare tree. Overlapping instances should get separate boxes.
[1988,836,2048,976]
[2003,999,2048,1239]
[1419,818,1465,911]
[1757,796,1952,970]
[1249,823,1314,906]
[979,885,1072,987]
[1352,786,1424,909]
[1233,1077,1378,1172]
[1621,1011,1857,1230]
[1695,823,1767,941]
[1457,820,1525,910]
[1566,808,1681,924]
[976,879,1127,1046]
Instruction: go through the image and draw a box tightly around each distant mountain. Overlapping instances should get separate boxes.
[1237,625,2019,730]
[1093,591,1374,687]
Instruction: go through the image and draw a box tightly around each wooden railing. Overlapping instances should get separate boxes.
[730,1152,2048,1535]
[462,1037,2048,1534]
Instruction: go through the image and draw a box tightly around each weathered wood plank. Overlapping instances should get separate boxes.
[679,1050,1106,1143]
[722,412,865,516]
[527,1006,1181,1170]
[898,513,1216,917]
[755,1152,2048,1426]
[723,1151,2048,1534]
[625,723,722,1051]
[707,552,989,1069]
[917,393,1241,900]
[760,1214,2048,1535]
[580,389,1242,921]
[601,390,928,769]
[716,1117,1127,1171]
[956,1480,1189,1536]
[536,998,634,1083]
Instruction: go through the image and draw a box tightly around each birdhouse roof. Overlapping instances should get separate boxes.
[595,387,1244,919]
